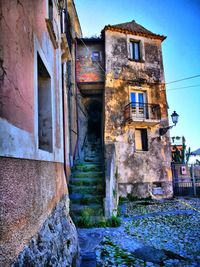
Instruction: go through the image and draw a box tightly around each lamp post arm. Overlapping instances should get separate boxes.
[159,125,174,136]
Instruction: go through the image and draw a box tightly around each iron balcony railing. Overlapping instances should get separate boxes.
[124,102,161,122]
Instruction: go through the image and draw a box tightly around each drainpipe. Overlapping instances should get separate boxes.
[61,63,69,181]
[73,39,79,160]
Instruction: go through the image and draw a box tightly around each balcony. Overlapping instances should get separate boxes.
[124,102,161,126]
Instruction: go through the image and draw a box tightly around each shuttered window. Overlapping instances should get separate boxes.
[135,129,148,151]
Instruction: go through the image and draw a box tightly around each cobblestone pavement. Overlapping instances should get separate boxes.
[78,198,200,266]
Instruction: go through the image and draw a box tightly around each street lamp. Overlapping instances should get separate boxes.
[159,111,179,136]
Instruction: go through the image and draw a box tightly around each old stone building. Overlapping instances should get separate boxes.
[103,21,172,198]
[75,20,172,212]
[0,0,82,265]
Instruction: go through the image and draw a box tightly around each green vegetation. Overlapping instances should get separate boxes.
[77,208,93,228]
[119,194,152,204]
[76,212,121,228]
[172,136,191,164]
[105,215,121,227]
[96,237,145,266]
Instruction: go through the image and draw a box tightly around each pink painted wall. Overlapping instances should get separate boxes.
[0,0,60,135]
[0,1,68,265]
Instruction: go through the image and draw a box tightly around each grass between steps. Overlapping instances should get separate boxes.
[78,196,103,205]
[73,165,102,172]
[69,184,104,195]
[70,178,102,186]
[71,208,121,228]
[71,171,102,178]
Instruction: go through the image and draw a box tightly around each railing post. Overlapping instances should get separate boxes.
[191,164,196,196]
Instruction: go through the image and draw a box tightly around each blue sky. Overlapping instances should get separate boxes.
[75,0,200,152]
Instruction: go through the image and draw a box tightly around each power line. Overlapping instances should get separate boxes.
[79,38,106,75]
[166,74,200,85]
[166,84,200,91]
[77,40,200,87]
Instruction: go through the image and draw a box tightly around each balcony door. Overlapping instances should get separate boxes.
[130,91,146,118]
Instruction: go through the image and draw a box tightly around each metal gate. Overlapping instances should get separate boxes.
[172,163,200,196]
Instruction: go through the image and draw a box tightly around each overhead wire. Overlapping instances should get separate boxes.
[166,74,200,85]
[166,84,200,91]
[77,38,200,89]
[78,38,106,76]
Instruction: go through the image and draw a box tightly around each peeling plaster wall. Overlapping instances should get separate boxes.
[105,30,165,83]
[104,30,172,198]
[0,0,63,162]
[77,41,104,83]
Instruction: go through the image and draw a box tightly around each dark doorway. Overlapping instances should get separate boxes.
[87,100,102,142]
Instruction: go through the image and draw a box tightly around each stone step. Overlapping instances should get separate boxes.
[69,194,103,204]
[84,158,102,163]
[69,185,104,195]
[73,164,102,172]
[70,178,102,186]
[71,171,102,179]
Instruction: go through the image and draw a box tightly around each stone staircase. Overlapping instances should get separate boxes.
[69,139,104,227]
[84,138,102,162]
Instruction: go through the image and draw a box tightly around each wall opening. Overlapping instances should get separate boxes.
[48,0,53,23]
[37,53,53,152]
[87,99,102,142]
[135,129,148,151]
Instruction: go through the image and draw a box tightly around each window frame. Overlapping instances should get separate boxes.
[37,53,53,153]
[135,128,148,152]
[92,51,101,62]
[130,91,147,118]
[129,39,143,62]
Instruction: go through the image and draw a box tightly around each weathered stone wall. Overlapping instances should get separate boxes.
[12,197,79,267]
[105,30,165,83]
[104,30,172,198]
[104,143,119,218]
[0,157,68,266]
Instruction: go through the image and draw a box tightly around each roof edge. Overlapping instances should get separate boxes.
[103,25,166,41]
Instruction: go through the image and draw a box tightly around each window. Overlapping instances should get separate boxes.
[37,53,53,152]
[135,129,148,151]
[92,51,100,62]
[130,91,146,118]
[49,0,53,24]
[129,40,140,61]
[46,0,58,49]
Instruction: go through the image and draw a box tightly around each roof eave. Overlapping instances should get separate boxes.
[103,25,166,42]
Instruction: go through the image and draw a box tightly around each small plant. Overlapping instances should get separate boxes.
[119,196,128,204]
[106,215,121,227]
[117,206,121,217]
[113,189,117,198]
[127,194,139,202]
[96,218,107,228]
[77,208,92,228]
[115,167,118,180]
[125,225,131,235]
